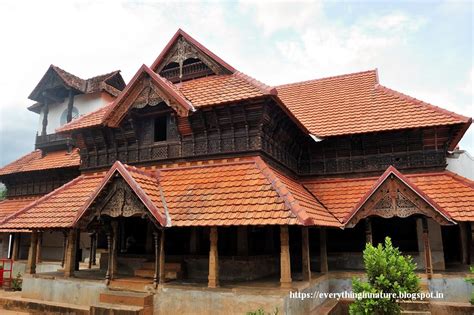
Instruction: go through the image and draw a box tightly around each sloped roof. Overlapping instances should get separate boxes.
[0,174,104,229]
[304,168,474,223]
[276,69,471,138]
[0,149,80,176]
[56,102,113,132]
[0,196,41,222]
[29,65,125,103]
[156,156,340,226]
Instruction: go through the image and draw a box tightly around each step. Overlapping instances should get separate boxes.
[401,311,431,315]
[0,295,89,315]
[141,262,181,271]
[109,279,153,292]
[134,268,179,280]
[401,301,430,312]
[100,291,153,308]
[90,302,146,315]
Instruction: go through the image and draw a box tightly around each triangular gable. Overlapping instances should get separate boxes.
[150,29,235,76]
[343,166,455,228]
[103,65,195,128]
[74,161,168,227]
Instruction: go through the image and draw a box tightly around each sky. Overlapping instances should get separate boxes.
[0,0,472,167]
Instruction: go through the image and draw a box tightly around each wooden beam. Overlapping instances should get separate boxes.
[302,227,311,282]
[280,226,292,288]
[41,100,49,136]
[64,229,77,278]
[88,233,95,269]
[422,218,433,279]
[26,230,38,274]
[320,227,328,274]
[111,221,118,279]
[159,229,165,284]
[61,231,67,267]
[208,227,219,288]
[11,233,19,261]
[105,230,112,285]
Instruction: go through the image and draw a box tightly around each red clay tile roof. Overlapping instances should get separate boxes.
[157,156,340,226]
[0,196,41,222]
[56,103,113,132]
[0,174,103,229]
[0,149,80,176]
[276,69,471,138]
[304,168,474,223]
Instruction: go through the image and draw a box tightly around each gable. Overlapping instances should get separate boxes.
[344,167,454,228]
[151,29,235,82]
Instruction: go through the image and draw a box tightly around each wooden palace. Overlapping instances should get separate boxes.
[0,29,473,313]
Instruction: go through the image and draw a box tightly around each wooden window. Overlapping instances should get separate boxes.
[154,116,168,142]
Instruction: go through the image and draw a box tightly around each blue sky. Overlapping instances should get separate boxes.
[0,0,472,166]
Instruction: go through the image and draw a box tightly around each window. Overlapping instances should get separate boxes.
[154,116,168,142]
[60,107,79,125]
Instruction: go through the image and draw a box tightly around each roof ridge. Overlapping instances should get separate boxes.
[233,71,277,95]
[252,157,312,225]
[276,69,378,88]
[0,174,86,226]
[375,84,471,123]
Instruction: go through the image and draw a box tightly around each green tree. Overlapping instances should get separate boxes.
[350,237,420,315]
[466,266,474,304]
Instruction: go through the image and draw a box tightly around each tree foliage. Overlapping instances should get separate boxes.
[350,237,420,315]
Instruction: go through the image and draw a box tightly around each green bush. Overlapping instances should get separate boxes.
[466,266,474,305]
[246,307,279,315]
[349,237,420,315]
[11,272,22,291]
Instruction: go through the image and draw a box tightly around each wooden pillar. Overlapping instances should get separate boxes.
[111,221,118,279]
[66,89,74,123]
[190,228,198,254]
[105,230,112,285]
[422,218,433,279]
[365,218,373,245]
[159,229,165,284]
[153,231,159,288]
[26,230,38,274]
[11,233,19,260]
[35,232,42,264]
[61,231,67,267]
[237,226,248,256]
[88,233,95,269]
[64,229,77,277]
[41,99,49,136]
[320,227,328,274]
[280,226,292,288]
[208,227,219,288]
[460,222,470,265]
[92,233,97,266]
[301,227,311,282]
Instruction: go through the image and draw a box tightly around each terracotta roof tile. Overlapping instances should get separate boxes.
[0,196,41,222]
[0,174,103,229]
[0,149,80,176]
[304,169,474,223]
[56,103,113,132]
[276,70,470,137]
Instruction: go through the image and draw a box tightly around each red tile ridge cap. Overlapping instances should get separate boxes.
[233,71,277,95]
[0,174,89,227]
[276,69,378,88]
[343,165,455,226]
[56,102,113,133]
[74,161,167,227]
[252,156,313,226]
[375,84,471,123]
[151,29,236,74]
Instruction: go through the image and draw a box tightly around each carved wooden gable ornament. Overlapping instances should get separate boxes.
[74,161,168,228]
[344,166,454,228]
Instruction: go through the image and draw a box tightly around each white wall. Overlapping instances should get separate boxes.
[37,92,113,134]
[447,150,474,180]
